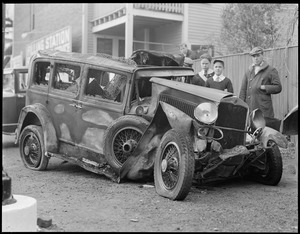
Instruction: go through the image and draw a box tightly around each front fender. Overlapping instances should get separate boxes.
[16,103,58,153]
[259,126,288,149]
[119,101,194,181]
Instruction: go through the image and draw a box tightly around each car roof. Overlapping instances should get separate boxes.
[35,50,138,73]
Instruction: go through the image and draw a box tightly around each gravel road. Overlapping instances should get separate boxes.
[2,134,298,232]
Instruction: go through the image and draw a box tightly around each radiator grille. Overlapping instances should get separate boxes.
[159,94,197,118]
[159,94,248,149]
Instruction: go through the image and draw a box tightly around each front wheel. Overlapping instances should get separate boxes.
[154,129,195,201]
[19,125,49,171]
[249,140,283,185]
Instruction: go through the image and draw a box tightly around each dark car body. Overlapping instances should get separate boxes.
[3,67,28,134]
[16,50,288,200]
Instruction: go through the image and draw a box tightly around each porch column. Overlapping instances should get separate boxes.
[182,3,189,43]
[81,4,88,53]
[125,3,134,58]
[144,28,150,50]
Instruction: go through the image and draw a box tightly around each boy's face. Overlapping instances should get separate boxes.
[213,62,224,76]
[200,58,210,71]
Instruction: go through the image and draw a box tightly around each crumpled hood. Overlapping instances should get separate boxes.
[150,77,234,103]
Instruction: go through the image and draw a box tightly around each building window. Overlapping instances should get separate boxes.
[119,40,125,57]
[191,45,214,57]
[97,38,113,55]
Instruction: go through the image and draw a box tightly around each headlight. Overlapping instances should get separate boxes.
[194,102,218,124]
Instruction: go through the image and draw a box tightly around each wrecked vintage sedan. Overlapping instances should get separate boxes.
[15,49,288,201]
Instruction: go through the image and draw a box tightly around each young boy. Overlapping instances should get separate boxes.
[190,53,214,86]
[205,59,233,93]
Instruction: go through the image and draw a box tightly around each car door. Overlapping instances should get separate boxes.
[76,65,129,155]
[46,61,83,147]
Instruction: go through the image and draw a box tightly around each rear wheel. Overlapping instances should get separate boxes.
[154,129,195,200]
[19,125,49,171]
[103,116,149,172]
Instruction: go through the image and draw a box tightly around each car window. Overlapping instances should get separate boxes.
[53,63,81,94]
[18,72,28,91]
[85,69,127,103]
[33,62,51,87]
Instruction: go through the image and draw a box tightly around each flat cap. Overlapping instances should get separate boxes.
[249,47,264,56]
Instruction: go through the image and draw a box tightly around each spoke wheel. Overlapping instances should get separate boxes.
[154,129,194,201]
[104,116,149,172]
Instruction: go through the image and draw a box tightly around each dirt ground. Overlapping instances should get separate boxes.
[2,134,298,232]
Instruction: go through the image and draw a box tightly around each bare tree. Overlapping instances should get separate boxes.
[220,4,281,54]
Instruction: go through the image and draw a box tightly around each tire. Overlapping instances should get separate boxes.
[103,115,149,172]
[154,129,195,201]
[19,125,49,171]
[249,140,283,185]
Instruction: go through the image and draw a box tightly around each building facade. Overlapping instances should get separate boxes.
[10,3,225,67]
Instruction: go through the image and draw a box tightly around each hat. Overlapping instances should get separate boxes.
[200,53,212,63]
[213,59,224,66]
[249,47,264,56]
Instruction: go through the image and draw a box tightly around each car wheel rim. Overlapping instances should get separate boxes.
[113,128,142,165]
[22,132,41,167]
[161,142,180,190]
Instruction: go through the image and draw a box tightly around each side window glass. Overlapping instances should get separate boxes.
[53,63,81,94]
[85,70,127,103]
[33,62,51,87]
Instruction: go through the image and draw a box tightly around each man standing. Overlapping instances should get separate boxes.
[179,43,199,67]
[239,47,282,120]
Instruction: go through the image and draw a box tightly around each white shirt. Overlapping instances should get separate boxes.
[252,61,264,75]
[213,74,225,82]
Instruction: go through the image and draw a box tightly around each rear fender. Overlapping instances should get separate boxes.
[259,126,288,149]
[16,103,58,153]
[119,101,194,181]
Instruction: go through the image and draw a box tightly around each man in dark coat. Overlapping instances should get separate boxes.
[239,47,282,119]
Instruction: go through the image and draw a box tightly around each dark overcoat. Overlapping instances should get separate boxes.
[239,61,282,118]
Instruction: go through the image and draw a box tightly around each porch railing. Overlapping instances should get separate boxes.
[133,3,183,14]
[91,3,184,27]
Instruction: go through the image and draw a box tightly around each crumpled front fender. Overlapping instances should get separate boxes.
[259,126,288,148]
[118,101,194,181]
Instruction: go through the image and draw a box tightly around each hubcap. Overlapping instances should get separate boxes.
[24,146,30,156]
[161,159,168,172]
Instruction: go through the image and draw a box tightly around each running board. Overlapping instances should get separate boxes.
[46,152,119,183]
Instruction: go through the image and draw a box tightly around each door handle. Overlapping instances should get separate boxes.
[69,103,82,109]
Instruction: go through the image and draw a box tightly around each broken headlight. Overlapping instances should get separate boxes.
[194,102,218,124]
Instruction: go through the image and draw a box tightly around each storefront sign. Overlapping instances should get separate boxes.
[25,26,72,65]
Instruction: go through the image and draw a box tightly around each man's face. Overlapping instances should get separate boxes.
[251,53,264,65]
[180,45,188,54]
